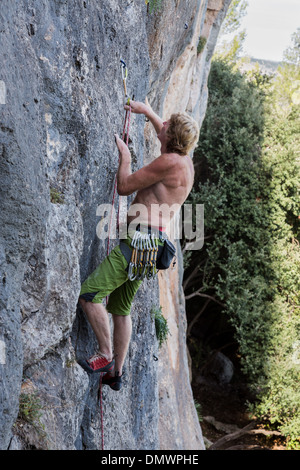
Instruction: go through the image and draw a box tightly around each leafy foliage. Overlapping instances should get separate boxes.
[145,0,163,14]
[197,36,207,55]
[214,0,248,64]
[219,0,248,36]
[184,57,300,446]
[151,306,170,348]
[19,391,43,425]
[283,27,300,66]
[50,187,64,204]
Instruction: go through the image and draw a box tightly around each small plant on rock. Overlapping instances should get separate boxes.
[151,305,170,348]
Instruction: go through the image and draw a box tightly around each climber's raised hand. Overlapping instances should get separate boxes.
[124,99,163,135]
[124,100,148,115]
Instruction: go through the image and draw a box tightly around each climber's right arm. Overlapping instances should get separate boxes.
[124,100,163,135]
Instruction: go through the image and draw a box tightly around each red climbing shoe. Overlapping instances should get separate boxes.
[102,371,123,391]
[79,354,115,374]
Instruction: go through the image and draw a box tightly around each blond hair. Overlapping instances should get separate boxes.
[166,112,199,156]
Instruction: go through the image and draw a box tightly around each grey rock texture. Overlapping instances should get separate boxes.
[0,0,231,450]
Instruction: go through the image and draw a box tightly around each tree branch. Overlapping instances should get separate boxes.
[187,299,211,336]
[183,264,200,291]
[209,422,256,450]
[185,291,225,307]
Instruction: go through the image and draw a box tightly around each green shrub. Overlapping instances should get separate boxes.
[19,391,43,425]
[151,306,170,348]
[145,0,163,14]
[50,187,64,204]
[197,36,207,54]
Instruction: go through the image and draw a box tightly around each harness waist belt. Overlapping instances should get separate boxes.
[127,223,167,240]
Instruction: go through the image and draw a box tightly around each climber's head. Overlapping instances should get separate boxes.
[164,112,200,156]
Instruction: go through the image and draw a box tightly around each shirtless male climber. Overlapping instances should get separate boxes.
[78,100,199,391]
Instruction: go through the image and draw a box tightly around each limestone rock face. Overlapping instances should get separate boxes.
[0,0,231,450]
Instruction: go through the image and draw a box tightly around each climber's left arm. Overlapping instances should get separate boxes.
[115,135,132,195]
[115,134,172,196]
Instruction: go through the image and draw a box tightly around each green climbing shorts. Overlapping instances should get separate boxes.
[79,240,142,316]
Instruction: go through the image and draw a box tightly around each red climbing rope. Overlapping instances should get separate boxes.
[99,91,131,450]
[99,373,104,450]
[106,104,131,256]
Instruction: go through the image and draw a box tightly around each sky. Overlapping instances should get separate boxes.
[235,0,300,62]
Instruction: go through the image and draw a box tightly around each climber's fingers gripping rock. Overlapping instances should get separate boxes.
[114,134,131,158]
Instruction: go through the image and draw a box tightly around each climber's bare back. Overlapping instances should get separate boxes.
[127,152,194,229]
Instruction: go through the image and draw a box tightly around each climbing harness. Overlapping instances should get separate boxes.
[119,227,177,280]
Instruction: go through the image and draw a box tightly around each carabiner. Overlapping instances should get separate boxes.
[120,59,127,78]
[128,262,137,281]
[120,59,128,96]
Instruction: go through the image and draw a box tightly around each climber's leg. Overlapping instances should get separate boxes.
[79,244,129,303]
[111,313,132,376]
[79,298,112,361]
[101,277,142,389]
[78,237,142,378]
[106,277,143,370]
[78,244,129,373]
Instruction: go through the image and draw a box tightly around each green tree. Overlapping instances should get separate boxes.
[251,58,300,446]
[273,28,300,110]
[283,27,300,66]
[219,0,248,35]
[184,56,300,446]
[214,0,248,63]
[185,59,271,379]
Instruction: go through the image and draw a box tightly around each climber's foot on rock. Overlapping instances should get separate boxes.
[102,371,124,391]
[79,354,115,374]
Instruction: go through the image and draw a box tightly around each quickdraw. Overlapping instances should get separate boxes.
[128,231,159,281]
[120,58,128,98]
